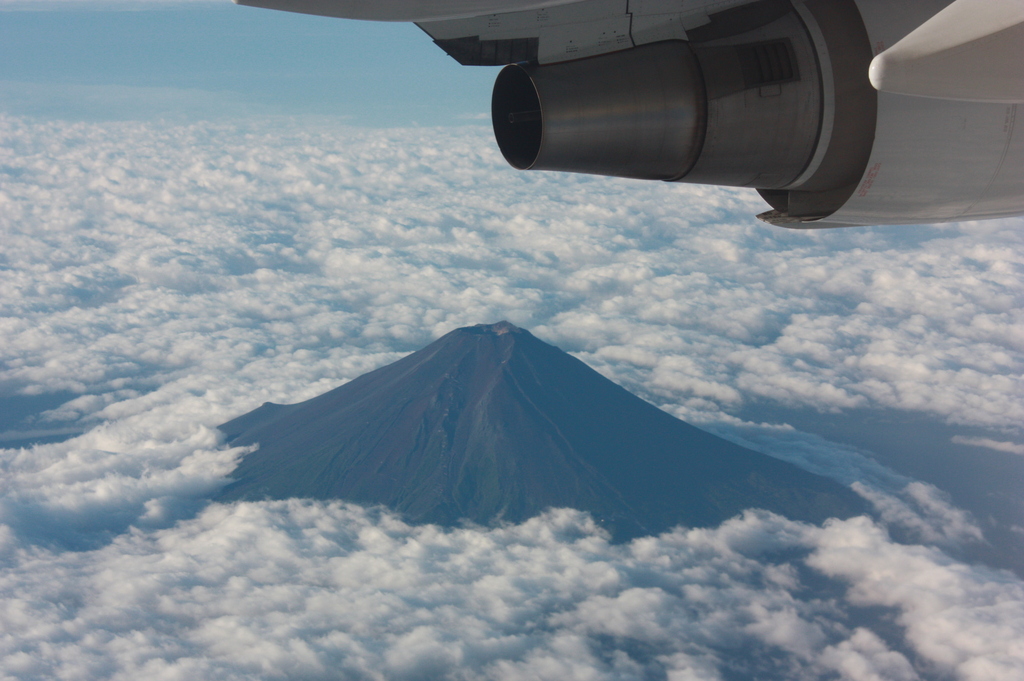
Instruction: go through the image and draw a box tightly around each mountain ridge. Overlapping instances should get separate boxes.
[218,322,866,538]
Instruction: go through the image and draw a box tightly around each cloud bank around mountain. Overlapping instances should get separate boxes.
[1,115,1023,679]
[2,502,1023,681]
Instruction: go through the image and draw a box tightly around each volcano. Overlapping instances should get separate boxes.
[218,322,864,537]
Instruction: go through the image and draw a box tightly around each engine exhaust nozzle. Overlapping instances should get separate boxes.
[491,41,707,181]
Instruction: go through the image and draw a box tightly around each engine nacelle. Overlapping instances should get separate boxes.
[492,0,878,224]
[490,0,1024,227]
[243,0,1024,227]
[492,41,706,182]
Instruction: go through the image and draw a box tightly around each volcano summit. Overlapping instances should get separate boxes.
[218,322,864,537]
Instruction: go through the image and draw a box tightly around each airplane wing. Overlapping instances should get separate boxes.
[416,0,756,66]
[869,0,1024,104]
[235,0,757,62]
[232,0,1024,228]
[232,0,587,22]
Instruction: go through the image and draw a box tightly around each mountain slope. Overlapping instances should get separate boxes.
[218,322,865,537]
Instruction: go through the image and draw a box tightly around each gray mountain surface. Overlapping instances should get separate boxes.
[218,322,865,537]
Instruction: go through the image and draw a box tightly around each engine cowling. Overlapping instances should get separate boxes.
[492,41,706,182]
[492,0,878,224]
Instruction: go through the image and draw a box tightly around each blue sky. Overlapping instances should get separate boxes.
[0,3,496,123]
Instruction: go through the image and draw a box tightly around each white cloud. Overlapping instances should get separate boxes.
[0,422,247,548]
[0,116,1021,435]
[2,115,1024,679]
[952,436,1024,456]
[820,629,920,681]
[1,504,1021,681]
[809,516,1024,681]
[851,481,984,546]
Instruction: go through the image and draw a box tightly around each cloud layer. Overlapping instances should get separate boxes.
[2,115,1023,679]
[2,503,1023,681]
[1,116,1021,435]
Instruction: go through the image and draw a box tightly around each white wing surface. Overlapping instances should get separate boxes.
[234,0,758,65]
[868,0,1024,104]
[232,0,588,22]
[418,0,755,65]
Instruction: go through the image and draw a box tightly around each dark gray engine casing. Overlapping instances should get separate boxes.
[492,41,706,181]
[686,11,822,189]
[492,0,878,222]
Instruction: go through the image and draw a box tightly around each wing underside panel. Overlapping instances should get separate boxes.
[420,0,765,65]
[233,0,587,23]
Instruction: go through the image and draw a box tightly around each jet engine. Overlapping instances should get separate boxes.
[492,0,877,225]
[236,0,1024,227]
